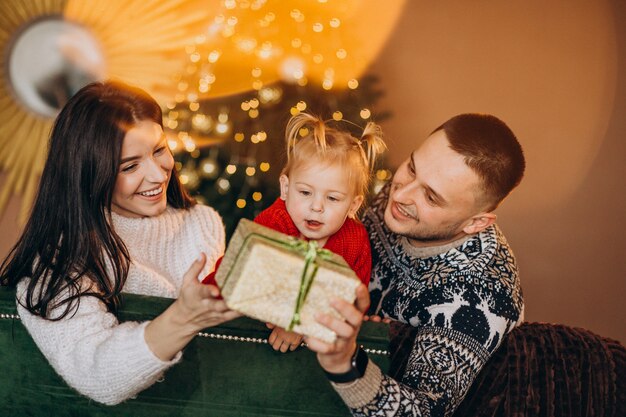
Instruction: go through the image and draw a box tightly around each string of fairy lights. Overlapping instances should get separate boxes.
[166,81,393,216]
[161,2,396,219]
[0,0,403,224]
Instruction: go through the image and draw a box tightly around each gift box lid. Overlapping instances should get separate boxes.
[215,218,358,287]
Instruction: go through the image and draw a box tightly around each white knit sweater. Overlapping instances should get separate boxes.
[16,204,225,405]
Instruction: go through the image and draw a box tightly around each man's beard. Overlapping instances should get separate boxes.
[384,186,469,244]
[401,221,465,243]
[385,202,466,243]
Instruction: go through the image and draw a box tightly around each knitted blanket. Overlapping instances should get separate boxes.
[389,321,626,417]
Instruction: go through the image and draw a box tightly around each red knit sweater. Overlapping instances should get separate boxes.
[203,198,371,286]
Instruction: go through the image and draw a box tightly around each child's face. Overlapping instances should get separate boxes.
[280,161,363,245]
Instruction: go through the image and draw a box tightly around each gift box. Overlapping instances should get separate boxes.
[215,219,361,343]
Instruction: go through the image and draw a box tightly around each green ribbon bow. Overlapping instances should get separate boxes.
[285,240,333,331]
[221,232,338,331]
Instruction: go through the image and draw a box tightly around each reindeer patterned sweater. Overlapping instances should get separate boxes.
[330,183,524,417]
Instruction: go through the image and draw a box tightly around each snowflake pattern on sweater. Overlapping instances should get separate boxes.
[339,183,523,417]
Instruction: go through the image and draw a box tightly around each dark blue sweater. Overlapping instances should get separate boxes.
[356,183,524,416]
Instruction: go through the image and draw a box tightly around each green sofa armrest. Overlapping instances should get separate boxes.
[0,286,389,417]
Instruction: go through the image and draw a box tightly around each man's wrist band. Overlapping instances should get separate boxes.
[323,346,368,384]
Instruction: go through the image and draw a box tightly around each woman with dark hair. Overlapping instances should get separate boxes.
[0,81,239,405]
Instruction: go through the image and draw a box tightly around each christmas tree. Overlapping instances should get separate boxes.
[168,73,392,237]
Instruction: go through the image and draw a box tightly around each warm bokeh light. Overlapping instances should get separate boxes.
[160,0,406,99]
[0,0,404,222]
[64,0,220,103]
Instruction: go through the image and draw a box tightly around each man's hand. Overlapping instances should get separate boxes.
[304,284,370,374]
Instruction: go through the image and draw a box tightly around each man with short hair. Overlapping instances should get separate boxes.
[305,114,525,417]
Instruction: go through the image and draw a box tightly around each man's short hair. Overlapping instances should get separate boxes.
[433,113,525,211]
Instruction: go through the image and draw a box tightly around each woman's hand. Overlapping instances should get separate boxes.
[175,253,240,330]
[145,253,241,361]
[304,284,370,374]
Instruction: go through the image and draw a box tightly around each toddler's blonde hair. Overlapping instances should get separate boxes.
[282,113,386,197]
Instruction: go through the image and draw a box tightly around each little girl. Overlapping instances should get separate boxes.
[205,112,386,352]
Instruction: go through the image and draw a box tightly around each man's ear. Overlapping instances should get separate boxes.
[279,174,289,200]
[462,212,497,235]
[348,195,364,219]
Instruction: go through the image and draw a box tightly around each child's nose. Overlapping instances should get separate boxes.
[310,197,324,213]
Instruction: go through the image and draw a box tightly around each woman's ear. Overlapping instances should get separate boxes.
[279,175,289,200]
[462,212,497,235]
[348,195,364,219]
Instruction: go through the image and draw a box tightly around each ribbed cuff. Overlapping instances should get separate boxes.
[330,359,383,409]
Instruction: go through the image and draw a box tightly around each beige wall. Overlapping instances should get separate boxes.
[368,0,625,342]
[1,0,624,342]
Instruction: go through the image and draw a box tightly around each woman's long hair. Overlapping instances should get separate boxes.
[0,81,194,320]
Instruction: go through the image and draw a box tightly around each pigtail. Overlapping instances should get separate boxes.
[360,122,387,171]
[282,112,386,199]
[285,113,328,164]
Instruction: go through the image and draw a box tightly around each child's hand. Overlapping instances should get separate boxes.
[267,326,303,353]
[363,314,392,324]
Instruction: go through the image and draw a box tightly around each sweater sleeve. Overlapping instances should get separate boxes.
[351,224,372,286]
[323,219,372,286]
[16,281,181,406]
[333,276,520,416]
[332,327,498,417]
[253,198,299,236]
[332,321,510,416]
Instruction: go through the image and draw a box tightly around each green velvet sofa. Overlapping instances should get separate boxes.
[0,286,389,417]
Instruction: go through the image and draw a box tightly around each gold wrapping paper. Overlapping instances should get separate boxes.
[215,219,360,343]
